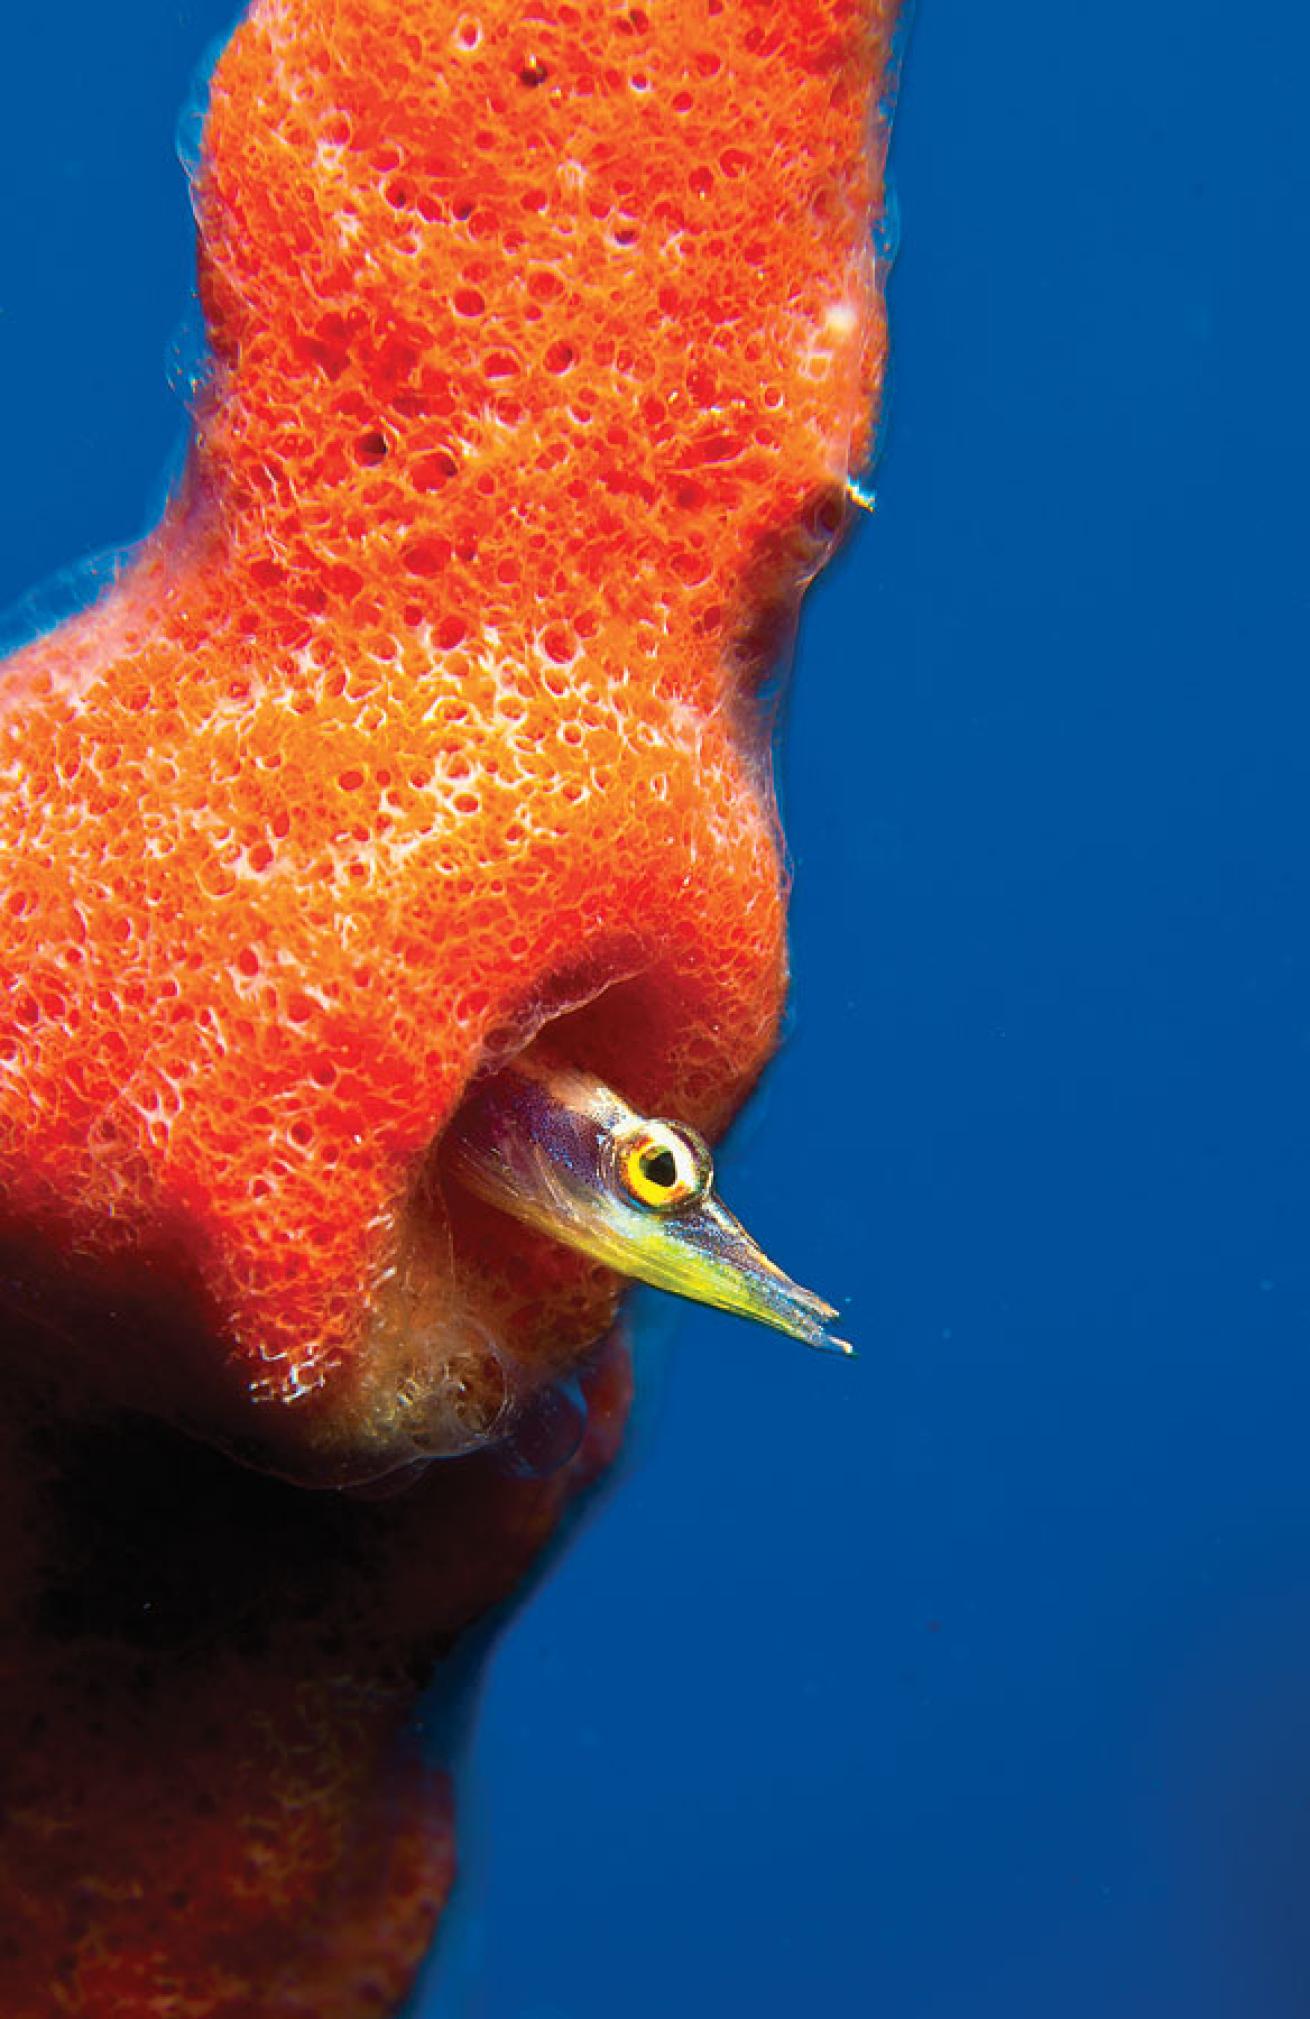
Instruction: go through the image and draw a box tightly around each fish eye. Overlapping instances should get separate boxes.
[614,1119,712,1212]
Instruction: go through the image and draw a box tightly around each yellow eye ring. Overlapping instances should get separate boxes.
[613,1119,713,1213]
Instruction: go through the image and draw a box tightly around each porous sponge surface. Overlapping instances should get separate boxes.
[0,0,896,1459]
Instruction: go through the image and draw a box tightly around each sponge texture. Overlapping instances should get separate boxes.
[0,0,896,1477]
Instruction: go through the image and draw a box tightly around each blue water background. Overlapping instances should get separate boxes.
[2,4,1309,2015]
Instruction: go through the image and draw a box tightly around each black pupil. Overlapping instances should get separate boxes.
[640,1147,679,1190]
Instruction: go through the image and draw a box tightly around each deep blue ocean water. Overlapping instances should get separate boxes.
[2,4,1309,2015]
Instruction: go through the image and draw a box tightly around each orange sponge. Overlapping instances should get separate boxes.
[0,0,897,1482]
[0,2,901,2009]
